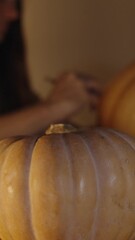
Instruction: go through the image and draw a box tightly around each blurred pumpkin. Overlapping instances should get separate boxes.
[0,124,135,240]
[99,62,135,136]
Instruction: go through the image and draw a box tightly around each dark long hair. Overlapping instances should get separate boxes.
[0,0,38,114]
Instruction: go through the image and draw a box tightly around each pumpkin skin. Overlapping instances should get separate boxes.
[99,63,135,136]
[0,126,135,240]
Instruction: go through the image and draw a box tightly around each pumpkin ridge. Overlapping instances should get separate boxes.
[1,137,38,240]
[60,134,76,238]
[30,135,70,240]
[81,134,101,240]
[0,138,22,240]
[0,138,24,155]
[85,130,127,239]
[63,132,97,239]
[98,129,135,238]
[26,137,39,240]
[0,138,35,240]
[78,133,100,240]
[106,129,135,151]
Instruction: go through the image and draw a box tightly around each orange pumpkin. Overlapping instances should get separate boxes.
[0,124,135,240]
[99,62,135,136]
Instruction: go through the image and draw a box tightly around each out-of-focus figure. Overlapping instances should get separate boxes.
[0,0,101,139]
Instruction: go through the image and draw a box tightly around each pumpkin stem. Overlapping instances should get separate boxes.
[45,123,77,135]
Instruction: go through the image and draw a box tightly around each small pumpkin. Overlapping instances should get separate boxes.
[0,124,135,240]
[99,62,135,136]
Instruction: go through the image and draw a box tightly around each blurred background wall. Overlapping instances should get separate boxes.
[22,0,135,98]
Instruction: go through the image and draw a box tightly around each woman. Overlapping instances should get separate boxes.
[0,0,101,139]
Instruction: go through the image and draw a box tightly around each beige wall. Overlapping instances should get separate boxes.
[22,0,135,98]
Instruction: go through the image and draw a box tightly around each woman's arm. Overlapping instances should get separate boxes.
[0,101,79,139]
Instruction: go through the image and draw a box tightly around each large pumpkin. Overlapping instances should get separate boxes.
[0,124,135,240]
[99,62,135,136]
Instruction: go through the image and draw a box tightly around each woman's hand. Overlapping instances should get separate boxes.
[75,72,101,109]
[47,72,101,119]
[47,73,91,118]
